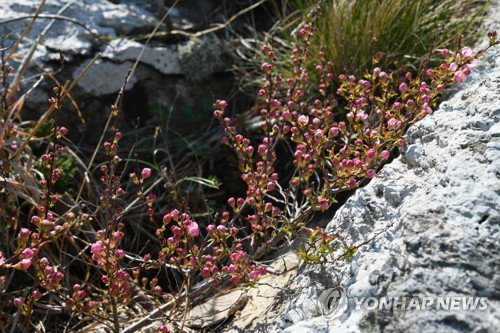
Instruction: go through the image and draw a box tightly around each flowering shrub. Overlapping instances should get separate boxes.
[213,13,498,262]
[0,2,497,332]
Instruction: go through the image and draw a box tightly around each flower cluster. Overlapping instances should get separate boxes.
[222,250,267,284]
[214,24,497,266]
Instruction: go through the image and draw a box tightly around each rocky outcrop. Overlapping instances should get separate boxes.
[0,0,230,145]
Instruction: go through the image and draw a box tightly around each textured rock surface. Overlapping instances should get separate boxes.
[270,14,500,333]
[0,0,231,146]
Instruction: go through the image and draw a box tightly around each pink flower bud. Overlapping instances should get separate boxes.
[461,46,472,57]
[329,127,339,137]
[91,241,103,254]
[297,115,309,127]
[213,110,223,118]
[19,228,30,237]
[13,298,23,307]
[381,150,390,159]
[347,178,357,188]
[32,290,42,299]
[58,127,68,136]
[366,169,376,178]
[141,168,152,179]
[115,249,125,259]
[22,248,34,259]
[20,258,32,269]
[249,270,260,280]
[188,222,200,237]
[454,71,466,83]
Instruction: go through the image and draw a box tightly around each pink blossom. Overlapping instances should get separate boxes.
[20,258,32,269]
[454,71,466,83]
[31,216,40,224]
[398,82,408,92]
[359,80,371,88]
[58,127,68,136]
[32,290,42,299]
[21,248,34,259]
[187,222,200,237]
[91,241,103,254]
[18,228,30,237]
[388,118,397,127]
[45,266,54,275]
[449,62,458,72]
[171,226,182,236]
[366,169,376,178]
[213,110,223,118]
[51,169,61,181]
[318,198,329,211]
[461,46,473,57]
[347,179,357,188]
[297,115,309,127]
[159,325,171,333]
[355,110,368,120]
[381,150,391,159]
[329,127,339,136]
[115,249,125,259]
[13,298,22,307]
[141,168,152,179]
[249,270,260,280]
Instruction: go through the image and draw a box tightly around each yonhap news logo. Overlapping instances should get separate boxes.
[318,286,348,319]
[318,287,489,319]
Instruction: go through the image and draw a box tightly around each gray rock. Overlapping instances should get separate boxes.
[0,0,230,146]
[178,36,225,83]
